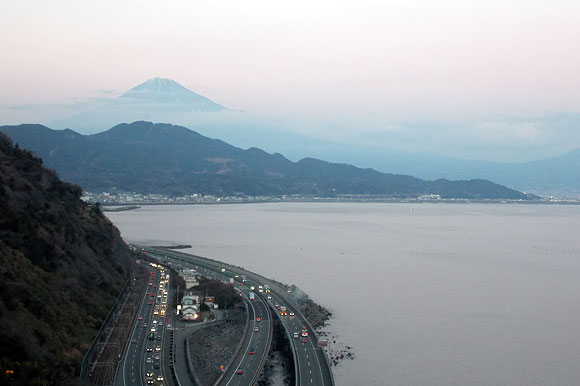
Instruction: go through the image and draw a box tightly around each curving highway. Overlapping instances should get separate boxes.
[141,246,334,386]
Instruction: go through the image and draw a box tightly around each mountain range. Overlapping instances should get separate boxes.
[42,78,580,197]
[0,121,535,200]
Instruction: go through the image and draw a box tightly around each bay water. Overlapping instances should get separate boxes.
[107,203,580,386]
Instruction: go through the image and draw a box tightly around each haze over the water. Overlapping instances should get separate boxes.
[1,0,580,161]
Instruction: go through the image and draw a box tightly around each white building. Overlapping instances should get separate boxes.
[182,294,200,321]
[181,269,200,289]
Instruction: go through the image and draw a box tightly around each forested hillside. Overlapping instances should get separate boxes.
[0,133,132,385]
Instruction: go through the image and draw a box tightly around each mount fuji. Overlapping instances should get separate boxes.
[51,78,228,133]
[118,77,226,111]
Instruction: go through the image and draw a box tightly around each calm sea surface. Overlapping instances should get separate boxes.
[107,203,580,386]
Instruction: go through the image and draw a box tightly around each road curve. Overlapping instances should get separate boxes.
[140,246,334,386]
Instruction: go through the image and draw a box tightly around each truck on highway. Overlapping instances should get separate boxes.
[249,292,255,300]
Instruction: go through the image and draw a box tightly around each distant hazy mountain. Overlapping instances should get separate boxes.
[1,121,534,200]
[51,78,228,132]
[119,77,226,111]
[354,150,580,197]
[26,78,580,196]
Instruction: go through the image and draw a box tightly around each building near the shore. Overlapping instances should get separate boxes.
[181,268,200,289]
[182,293,200,320]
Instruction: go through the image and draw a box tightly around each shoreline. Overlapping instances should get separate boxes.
[97,198,580,207]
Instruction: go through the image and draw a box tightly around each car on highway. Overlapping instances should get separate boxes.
[267,295,272,299]
[157,376,164,382]
[146,379,154,385]
[138,316,143,320]
[146,372,154,377]
[147,347,153,352]
[154,363,160,369]
[236,367,244,375]
[148,301,152,305]
[154,354,160,360]
[289,312,295,317]
[248,348,255,355]
[131,338,137,343]
[142,323,147,328]
[256,317,261,322]
[155,346,161,352]
[293,332,299,339]
[254,327,259,332]
[302,338,308,343]
[146,358,152,364]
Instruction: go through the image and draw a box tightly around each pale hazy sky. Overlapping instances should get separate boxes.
[1,0,580,160]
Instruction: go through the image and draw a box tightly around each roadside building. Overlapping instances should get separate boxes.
[181,268,200,289]
[181,293,200,321]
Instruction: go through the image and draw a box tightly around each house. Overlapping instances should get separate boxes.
[181,293,200,320]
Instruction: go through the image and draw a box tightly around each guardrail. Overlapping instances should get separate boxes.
[211,297,251,386]
[266,299,300,386]
[250,293,274,386]
[140,246,334,386]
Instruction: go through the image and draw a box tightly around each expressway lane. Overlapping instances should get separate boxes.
[267,293,325,386]
[117,263,170,386]
[222,294,271,386]
[140,246,334,386]
[144,249,273,386]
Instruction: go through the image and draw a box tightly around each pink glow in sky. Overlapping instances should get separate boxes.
[1,0,579,113]
[1,0,580,161]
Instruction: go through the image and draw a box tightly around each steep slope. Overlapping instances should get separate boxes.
[0,133,132,384]
[0,122,534,199]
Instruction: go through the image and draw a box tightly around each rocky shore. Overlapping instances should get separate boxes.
[299,299,333,328]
